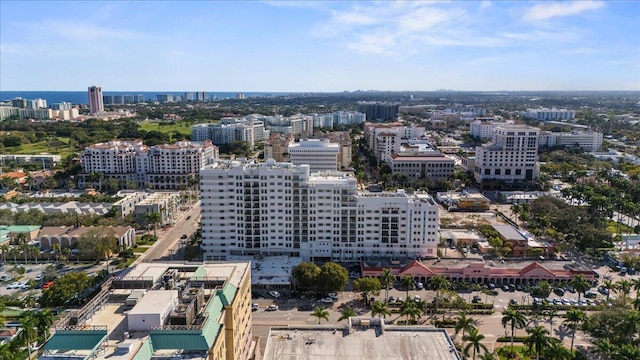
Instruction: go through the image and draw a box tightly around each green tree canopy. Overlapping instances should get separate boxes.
[292,262,321,291]
[39,272,91,307]
[352,277,382,305]
[317,262,348,293]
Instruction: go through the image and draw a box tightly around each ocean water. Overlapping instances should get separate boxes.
[0,91,288,105]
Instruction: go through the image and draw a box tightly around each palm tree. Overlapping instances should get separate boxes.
[20,313,38,358]
[61,247,71,264]
[544,339,573,360]
[20,243,30,264]
[430,275,451,321]
[501,308,527,354]
[28,246,40,265]
[145,211,162,238]
[380,268,396,304]
[563,308,587,353]
[591,338,616,360]
[51,243,61,263]
[0,244,8,265]
[400,275,414,300]
[632,295,640,311]
[616,279,632,303]
[32,309,55,341]
[615,343,640,360]
[462,328,489,360]
[543,309,558,335]
[311,306,329,324]
[371,301,391,319]
[525,325,550,360]
[337,307,356,322]
[602,279,616,301]
[631,278,640,293]
[454,312,478,339]
[478,352,497,360]
[570,274,591,303]
[399,299,421,324]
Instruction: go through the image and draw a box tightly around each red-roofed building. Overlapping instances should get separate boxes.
[361,260,595,286]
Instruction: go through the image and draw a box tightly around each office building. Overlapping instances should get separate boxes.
[473,125,540,184]
[363,122,426,162]
[446,107,486,116]
[191,121,269,147]
[386,151,455,182]
[87,86,104,114]
[357,102,399,121]
[312,111,366,129]
[80,139,217,189]
[538,130,603,151]
[288,139,340,172]
[200,159,439,262]
[523,108,575,121]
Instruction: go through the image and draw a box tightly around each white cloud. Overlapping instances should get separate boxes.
[480,1,492,10]
[561,48,599,55]
[522,1,605,21]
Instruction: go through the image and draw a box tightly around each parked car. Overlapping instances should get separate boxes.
[388,296,396,303]
[472,295,482,303]
[553,288,566,296]
[251,303,259,312]
[266,305,278,311]
[509,299,518,305]
[414,295,421,302]
[416,282,424,290]
[268,291,281,298]
[34,274,44,281]
[186,215,191,220]
[42,281,54,290]
[502,285,510,292]
[180,234,188,240]
[319,297,335,304]
[328,292,339,300]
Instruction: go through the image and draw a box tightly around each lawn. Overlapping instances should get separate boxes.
[139,120,194,138]
[607,220,634,234]
[132,247,149,254]
[4,137,75,158]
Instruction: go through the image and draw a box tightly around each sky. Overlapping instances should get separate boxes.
[1,1,639,92]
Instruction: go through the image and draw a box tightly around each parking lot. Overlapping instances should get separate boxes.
[0,262,103,297]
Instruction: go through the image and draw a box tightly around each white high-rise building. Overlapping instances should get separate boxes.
[288,139,340,172]
[200,159,439,261]
[87,86,104,114]
[470,120,497,139]
[474,125,540,184]
[81,140,217,189]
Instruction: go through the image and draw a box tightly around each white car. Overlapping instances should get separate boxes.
[328,292,339,300]
[266,304,278,311]
[7,282,18,289]
[251,303,259,312]
[319,297,335,304]
[34,274,44,281]
[268,291,281,298]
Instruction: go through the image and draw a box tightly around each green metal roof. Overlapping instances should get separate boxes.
[132,338,155,360]
[44,329,108,351]
[217,282,237,306]
[150,330,214,351]
[0,225,40,233]
[190,266,208,279]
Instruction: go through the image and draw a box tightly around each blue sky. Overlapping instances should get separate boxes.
[1,1,638,91]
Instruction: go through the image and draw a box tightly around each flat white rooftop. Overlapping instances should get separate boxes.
[263,325,460,360]
[128,290,175,316]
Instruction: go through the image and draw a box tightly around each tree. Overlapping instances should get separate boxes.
[525,325,550,360]
[616,279,632,303]
[430,275,451,321]
[29,309,55,342]
[463,328,489,360]
[311,306,329,324]
[370,301,391,319]
[400,299,421,324]
[542,309,558,335]
[0,244,8,264]
[564,308,587,353]
[145,211,162,238]
[317,262,349,293]
[501,308,527,355]
[454,312,478,340]
[531,280,552,299]
[379,268,396,305]
[51,243,61,263]
[602,279,616,301]
[39,272,91,307]
[570,274,591,302]
[338,307,356,322]
[292,262,321,291]
[543,339,573,360]
[400,275,414,300]
[19,313,38,358]
[352,277,381,305]
[77,227,118,273]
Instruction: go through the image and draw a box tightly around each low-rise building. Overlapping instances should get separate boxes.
[436,191,490,211]
[133,192,181,227]
[264,321,460,360]
[37,226,135,249]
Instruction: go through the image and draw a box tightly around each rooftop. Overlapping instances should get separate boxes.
[263,322,460,360]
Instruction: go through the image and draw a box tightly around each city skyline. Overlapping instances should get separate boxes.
[1,1,638,92]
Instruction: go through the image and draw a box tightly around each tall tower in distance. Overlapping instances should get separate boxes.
[87,86,104,115]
